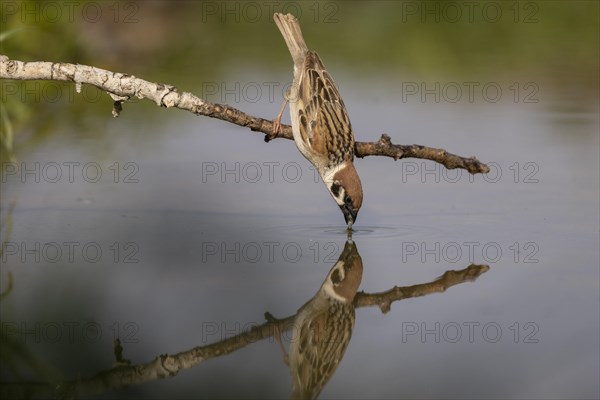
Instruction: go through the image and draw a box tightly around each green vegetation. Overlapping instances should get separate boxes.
[1,1,598,158]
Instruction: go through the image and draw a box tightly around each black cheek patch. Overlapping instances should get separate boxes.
[331,268,342,285]
[330,183,341,197]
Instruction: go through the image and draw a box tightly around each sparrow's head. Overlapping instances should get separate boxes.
[324,239,363,302]
[328,163,363,229]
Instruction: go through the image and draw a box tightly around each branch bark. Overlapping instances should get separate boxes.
[0,55,489,174]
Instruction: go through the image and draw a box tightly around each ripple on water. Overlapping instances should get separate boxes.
[257,224,449,241]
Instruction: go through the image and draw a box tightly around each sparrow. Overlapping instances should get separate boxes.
[282,239,363,399]
[269,13,363,229]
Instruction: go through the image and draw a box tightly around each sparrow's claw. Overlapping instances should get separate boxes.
[265,127,278,143]
[265,119,281,142]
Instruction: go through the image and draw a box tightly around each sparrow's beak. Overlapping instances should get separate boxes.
[341,205,358,230]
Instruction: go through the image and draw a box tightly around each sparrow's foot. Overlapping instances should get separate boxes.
[265,98,288,142]
[264,122,279,142]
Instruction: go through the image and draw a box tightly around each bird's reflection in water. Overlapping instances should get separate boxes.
[276,239,362,400]
[0,224,489,399]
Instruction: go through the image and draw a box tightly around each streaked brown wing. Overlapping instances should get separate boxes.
[297,52,354,167]
[293,303,354,399]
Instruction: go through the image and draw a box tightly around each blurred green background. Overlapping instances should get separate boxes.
[1,0,598,161]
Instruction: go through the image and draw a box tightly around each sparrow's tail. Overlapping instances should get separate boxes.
[273,13,308,67]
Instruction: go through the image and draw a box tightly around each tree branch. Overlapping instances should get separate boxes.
[355,263,490,313]
[0,55,489,174]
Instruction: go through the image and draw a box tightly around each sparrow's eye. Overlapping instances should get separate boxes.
[344,194,352,206]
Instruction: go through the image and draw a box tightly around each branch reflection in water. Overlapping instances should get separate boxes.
[0,235,489,399]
